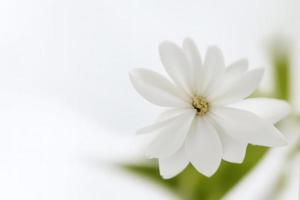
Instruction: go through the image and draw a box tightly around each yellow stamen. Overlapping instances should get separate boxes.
[192,96,209,116]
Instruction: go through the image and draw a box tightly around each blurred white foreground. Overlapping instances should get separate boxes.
[0,91,176,200]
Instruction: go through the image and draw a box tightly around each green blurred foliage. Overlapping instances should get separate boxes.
[270,40,291,101]
[123,145,267,200]
[273,57,290,100]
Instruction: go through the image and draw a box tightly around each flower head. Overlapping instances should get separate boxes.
[129,38,290,179]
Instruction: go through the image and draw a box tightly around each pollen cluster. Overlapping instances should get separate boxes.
[192,96,209,116]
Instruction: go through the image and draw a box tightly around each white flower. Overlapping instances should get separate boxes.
[129,38,290,179]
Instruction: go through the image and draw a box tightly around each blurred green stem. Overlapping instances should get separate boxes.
[273,55,290,100]
[270,40,291,101]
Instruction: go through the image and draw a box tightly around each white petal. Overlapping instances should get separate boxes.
[185,117,222,177]
[211,68,264,105]
[215,59,248,91]
[221,135,247,163]
[206,65,246,100]
[159,41,194,94]
[159,147,189,179]
[129,68,190,107]
[210,107,287,147]
[146,109,196,158]
[226,59,248,74]
[182,38,202,70]
[156,108,190,122]
[137,108,191,135]
[218,134,247,163]
[201,46,225,95]
[182,38,203,92]
[229,98,290,124]
[207,116,247,163]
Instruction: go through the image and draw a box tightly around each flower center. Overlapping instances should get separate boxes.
[192,96,209,116]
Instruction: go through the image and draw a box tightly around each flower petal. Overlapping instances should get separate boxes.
[182,38,202,71]
[182,38,203,93]
[226,59,248,74]
[206,62,247,100]
[210,107,287,147]
[207,116,247,163]
[201,46,225,95]
[211,68,264,105]
[146,109,196,158]
[159,41,194,94]
[229,98,290,124]
[156,108,190,122]
[159,147,189,179]
[129,68,190,107]
[137,108,192,135]
[185,117,222,177]
[220,135,247,163]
